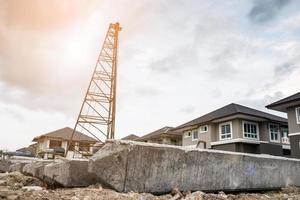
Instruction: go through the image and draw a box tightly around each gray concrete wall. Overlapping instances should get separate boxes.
[89,140,300,194]
[287,106,300,134]
[290,135,300,158]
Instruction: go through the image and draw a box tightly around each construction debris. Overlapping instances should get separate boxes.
[2,140,300,197]
[1,172,300,200]
[43,160,96,187]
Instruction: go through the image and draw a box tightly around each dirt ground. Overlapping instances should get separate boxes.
[1,172,300,200]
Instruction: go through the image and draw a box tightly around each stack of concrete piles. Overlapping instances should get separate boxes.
[1,140,300,193]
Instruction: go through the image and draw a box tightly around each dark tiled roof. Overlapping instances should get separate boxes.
[266,92,300,108]
[32,127,97,143]
[176,103,287,129]
[121,134,140,140]
[137,126,181,141]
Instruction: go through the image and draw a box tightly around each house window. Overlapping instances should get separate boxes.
[219,122,232,140]
[192,129,198,141]
[243,121,258,140]
[199,125,208,133]
[79,143,90,152]
[269,124,280,143]
[281,127,289,144]
[184,131,191,138]
[49,140,62,148]
[296,107,300,124]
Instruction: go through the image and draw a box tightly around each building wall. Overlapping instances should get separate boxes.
[259,122,269,142]
[182,118,289,152]
[211,143,236,152]
[259,143,283,156]
[212,142,284,156]
[290,135,300,158]
[145,137,181,146]
[287,106,300,134]
[38,139,49,152]
[285,106,300,158]
[236,143,260,154]
[182,125,212,147]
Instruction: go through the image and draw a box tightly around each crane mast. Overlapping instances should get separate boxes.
[66,22,121,158]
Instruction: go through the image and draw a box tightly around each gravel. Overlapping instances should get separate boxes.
[1,172,300,200]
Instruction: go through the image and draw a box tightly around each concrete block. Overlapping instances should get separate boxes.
[0,160,12,172]
[23,161,52,180]
[8,162,29,173]
[43,160,96,187]
[89,140,300,194]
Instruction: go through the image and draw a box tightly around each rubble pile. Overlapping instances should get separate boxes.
[2,141,300,199]
[1,172,300,200]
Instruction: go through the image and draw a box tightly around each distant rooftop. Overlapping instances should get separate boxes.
[32,127,97,143]
[136,126,181,141]
[176,103,287,129]
[121,134,140,141]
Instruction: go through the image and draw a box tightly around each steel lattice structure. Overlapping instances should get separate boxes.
[66,22,121,158]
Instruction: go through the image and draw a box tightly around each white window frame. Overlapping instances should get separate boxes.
[184,131,191,138]
[219,121,233,140]
[192,129,199,141]
[242,121,259,140]
[296,107,300,124]
[269,123,280,143]
[199,125,208,133]
[281,127,289,144]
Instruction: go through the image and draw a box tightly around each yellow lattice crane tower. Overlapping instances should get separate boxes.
[65,22,121,158]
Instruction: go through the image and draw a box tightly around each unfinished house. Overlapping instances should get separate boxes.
[32,127,97,159]
[136,126,182,146]
[174,103,290,157]
[267,92,300,158]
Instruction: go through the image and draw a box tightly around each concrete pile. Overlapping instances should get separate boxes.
[2,140,300,194]
[43,160,96,187]
[89,140,300,193]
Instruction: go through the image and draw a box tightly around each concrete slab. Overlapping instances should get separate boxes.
[0,160,12,173]
[89,140,300,194]
[43,160,96,187]
[9,162,31,173]
[23,161,53,180]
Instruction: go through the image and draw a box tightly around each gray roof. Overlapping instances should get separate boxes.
[176,103,287,129]
[266,92,300,110]
[121,134,140,140]
[136,126,181,141]
[33,127,97,143]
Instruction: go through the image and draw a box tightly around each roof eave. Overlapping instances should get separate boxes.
[267,99,300,113]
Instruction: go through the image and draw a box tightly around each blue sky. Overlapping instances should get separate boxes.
[0,0,299,150]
